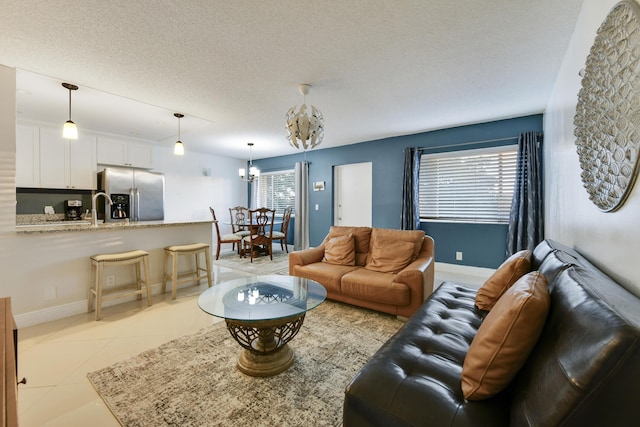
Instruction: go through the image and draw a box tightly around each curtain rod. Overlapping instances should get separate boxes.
[418,133,542,152]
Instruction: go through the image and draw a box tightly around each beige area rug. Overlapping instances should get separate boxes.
[212,246,291,275]
[87,301,403,426]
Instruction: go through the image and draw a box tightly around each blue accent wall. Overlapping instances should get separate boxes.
[254,114,543,268]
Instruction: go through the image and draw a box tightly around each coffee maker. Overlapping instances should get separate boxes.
[109,194,130,220]
[64,200,83,221]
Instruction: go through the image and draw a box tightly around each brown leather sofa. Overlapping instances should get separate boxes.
[343,239,640,426]
[289,226,435,318]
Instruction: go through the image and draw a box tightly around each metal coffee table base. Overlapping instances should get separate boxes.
[225,313,305,377]
[237,344,294,376]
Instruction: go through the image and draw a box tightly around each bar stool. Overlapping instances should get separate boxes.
[163,243,213,299]
[89,250,152,321]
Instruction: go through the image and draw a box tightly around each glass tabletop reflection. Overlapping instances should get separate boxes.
[198,275,326,321]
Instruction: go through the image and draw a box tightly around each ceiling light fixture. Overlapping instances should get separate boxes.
[239,142,260,183]
[62,82,78,139]
[286,83,324,151]
[174,113,185,156]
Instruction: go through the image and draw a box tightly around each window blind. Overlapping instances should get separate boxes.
[419,146,517,223]
[257,170,295,213]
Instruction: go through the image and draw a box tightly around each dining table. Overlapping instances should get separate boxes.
[224,219,283,259]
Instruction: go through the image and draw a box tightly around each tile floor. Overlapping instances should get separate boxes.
[17,262,488,426]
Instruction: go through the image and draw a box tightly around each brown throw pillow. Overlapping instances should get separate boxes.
[322,226,372,266]
[322,233,355,266]
[475,250,532,311]
[368,228,425,262]
[365,237,415,273]
[462,271,550,400]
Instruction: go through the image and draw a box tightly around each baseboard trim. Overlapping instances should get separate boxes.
[435,262,495,277]
[14,283,166,328]
[15,300,88,328]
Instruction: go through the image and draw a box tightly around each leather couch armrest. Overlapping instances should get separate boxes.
[393,236,435,302]
[289,246,325,275]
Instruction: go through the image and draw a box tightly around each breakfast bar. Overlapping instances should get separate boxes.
[10,219,214,326]
[15,218,210,234]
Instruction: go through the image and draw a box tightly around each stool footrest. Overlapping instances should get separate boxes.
[90,284,147,302]
[164,269,209,286]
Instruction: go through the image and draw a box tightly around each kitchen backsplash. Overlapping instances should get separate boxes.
[16,188,92,215]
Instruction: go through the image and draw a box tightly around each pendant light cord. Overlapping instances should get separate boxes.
[68,88,72,120]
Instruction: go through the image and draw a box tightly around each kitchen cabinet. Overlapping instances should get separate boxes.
[16,124,40,187]
[39,128,97,190]
[97,137,154,169]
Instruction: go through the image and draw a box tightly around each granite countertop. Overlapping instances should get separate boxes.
[15,214,212,234]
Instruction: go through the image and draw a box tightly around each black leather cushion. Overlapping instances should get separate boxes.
[343,282,510,426]
[510,246,640,426]
[531,239,580,270]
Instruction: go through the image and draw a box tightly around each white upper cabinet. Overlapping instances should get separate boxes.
[38,128,97,190]
[16,124,40,188]
[97,137,154,169]
[68,138,97,189]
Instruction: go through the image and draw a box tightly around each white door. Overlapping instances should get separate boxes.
[334,162,372,227]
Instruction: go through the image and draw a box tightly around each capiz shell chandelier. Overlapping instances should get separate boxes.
[286,84,324,150]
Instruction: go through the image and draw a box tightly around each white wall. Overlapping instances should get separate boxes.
[544,0,640,296]
[154,142,246,235]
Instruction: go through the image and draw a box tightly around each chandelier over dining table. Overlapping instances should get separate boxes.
[239,142,260,183]
[286,84,324,151]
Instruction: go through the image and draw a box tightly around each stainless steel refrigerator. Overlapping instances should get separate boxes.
[98,167,165,222]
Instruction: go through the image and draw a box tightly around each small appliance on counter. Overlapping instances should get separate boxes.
[64,200,83,221]
[109,194,130,220]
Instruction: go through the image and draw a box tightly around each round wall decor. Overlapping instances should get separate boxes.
[574,0,640,212]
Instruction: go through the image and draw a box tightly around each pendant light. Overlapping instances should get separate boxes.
[239,142,260,182]
[174,113,185,155]
[286,83,324,150]
[62,83,78,139]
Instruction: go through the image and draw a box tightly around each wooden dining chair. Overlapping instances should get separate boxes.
[272,206,293,253]
[242,207,275,262]
[210,207,242,260]
[229,206,250,251]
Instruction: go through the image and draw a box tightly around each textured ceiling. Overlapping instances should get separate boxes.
[1,0,584,160]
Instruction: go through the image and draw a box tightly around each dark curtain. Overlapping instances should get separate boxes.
[506,131,544,256]
[401,147,421,230]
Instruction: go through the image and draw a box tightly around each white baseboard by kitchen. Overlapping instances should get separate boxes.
[14,300,88,328]
[14,282,166,328]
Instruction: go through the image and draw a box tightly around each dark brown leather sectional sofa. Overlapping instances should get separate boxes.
[343,239,640,426]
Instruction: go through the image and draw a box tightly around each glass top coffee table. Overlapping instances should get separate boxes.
[198,275,326,376]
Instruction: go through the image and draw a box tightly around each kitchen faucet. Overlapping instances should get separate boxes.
[92,192,113,227]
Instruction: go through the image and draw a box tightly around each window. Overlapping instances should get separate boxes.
[257,170,295,213]
[419,146,517,224]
